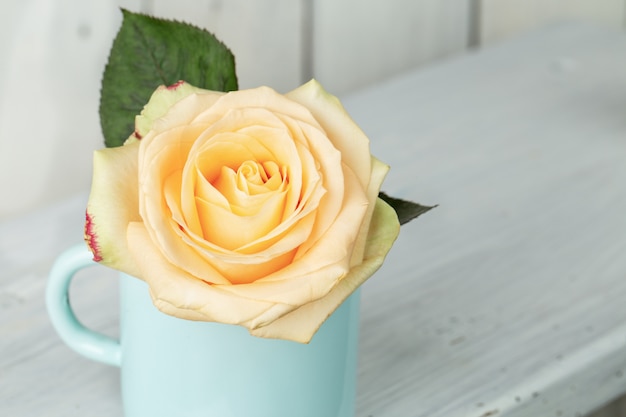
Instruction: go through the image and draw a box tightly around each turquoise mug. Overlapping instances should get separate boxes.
[46,244,360,417]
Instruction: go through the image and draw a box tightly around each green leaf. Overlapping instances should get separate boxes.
[100,9,238,147]
[378,192,436,225]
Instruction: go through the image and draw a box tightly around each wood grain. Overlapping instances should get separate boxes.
[479,0,624,45]
[341,22,626,417]
[0,0,140,219]
[312,0,471,94]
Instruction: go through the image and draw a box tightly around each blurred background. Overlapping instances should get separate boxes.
[0,0,624,220]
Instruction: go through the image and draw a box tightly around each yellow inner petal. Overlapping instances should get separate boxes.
[214,161,287,216]
[194,158,290,250]
[179,114,324,254]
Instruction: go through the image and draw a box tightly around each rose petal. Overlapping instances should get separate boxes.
[180,108,311,246]
[127,222,291,324]
[286,79,372,192]
[213,162,287,215]
[135,81,213,138]
[287,118,344,256]
[350,156,390,266]
[85,141,142,277]
[195,190,286,251]
[249,197,400,342]
[193,87,324,132]
[139,125,232,285]
[149,90,225,135]
[215,164,369,303]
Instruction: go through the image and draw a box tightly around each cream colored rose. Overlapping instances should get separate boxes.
[85,80,399,342]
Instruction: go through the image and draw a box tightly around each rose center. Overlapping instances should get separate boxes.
[207,159,289,218]
[236,160,283,195]
[192,158,290,250]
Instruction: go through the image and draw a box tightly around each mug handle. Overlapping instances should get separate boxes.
[46,244,121,367]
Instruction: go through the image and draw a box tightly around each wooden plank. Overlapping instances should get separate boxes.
[340,22,626,417]
[148,0,304,93]
[0,0,143,220]
[588,394,626,417]
[479,0,625,45]
[0,194,123,416]
[312,0,471,94]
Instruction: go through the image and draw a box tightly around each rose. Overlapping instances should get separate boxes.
[85,79,400,342]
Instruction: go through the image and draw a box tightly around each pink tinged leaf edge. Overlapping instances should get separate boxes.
[84,210,103,262]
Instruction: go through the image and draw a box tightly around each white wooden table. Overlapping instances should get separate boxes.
[2,22,626,417]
